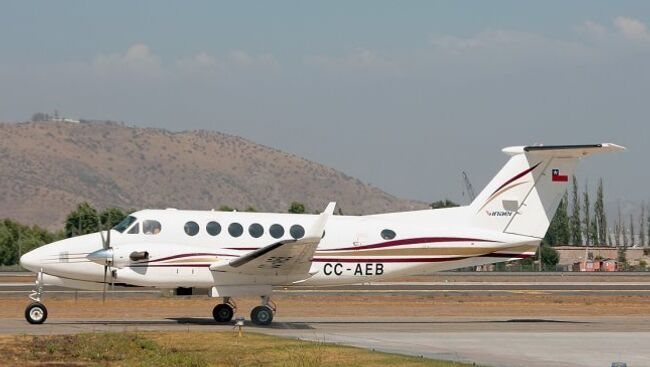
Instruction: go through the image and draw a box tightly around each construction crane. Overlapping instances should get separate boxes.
[462,171,476,203]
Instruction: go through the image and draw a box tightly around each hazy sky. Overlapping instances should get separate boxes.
[1,1,649,205]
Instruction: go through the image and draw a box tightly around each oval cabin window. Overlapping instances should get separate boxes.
[206,221,221,236]
[249,223,264,238]
[380,229,396,240]
[269,224,284,239]
[228,223,244,237]
[290,224,305,239]
[184,221,199,236]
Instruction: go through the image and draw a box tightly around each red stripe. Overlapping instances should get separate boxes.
[312,253,533,263]
[142,253,234,264]
[552,175,568,182]
[322,237,497,252]
[490,162,540,197]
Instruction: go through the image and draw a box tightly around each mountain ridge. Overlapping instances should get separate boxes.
[0,121,427,229]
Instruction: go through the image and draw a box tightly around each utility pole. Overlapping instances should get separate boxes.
[17,231,22,267]
[462,171,476,203]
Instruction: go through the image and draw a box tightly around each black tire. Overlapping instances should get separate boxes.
[25,302,47,324]
[250,305,273,326]
[212,303,234,323]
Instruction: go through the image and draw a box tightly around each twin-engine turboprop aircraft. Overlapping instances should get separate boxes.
[20,144,623,325]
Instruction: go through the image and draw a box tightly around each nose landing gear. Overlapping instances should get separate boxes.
[25,270,47,324]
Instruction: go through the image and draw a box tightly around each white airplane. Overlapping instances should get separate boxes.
[19,143,623,325]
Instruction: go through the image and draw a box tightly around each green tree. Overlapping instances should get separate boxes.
[540,245,559,269]
[244,206,257,212]
[429,199,459,209]
[582,184,591,246]
[630,213,635,247]
[617,243,627,270]
[544,191,570,245]
[218,205,235,212]
[0,219,63,266]
[594,179,607,245]
[100,207,128,229]
[569,176,582,246]
[640,204,646,247]
[64,202,100,238]
[288,202,306,214]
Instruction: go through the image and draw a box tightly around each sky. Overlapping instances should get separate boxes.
[1,1,649,207]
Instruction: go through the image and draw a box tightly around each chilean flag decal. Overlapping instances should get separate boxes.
[551,169,568,182]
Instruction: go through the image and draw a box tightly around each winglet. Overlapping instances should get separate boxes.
[305,202,336,239]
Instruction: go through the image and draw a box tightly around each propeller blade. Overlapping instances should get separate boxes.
[106,223,111,249]
[98,215,107,249]
[102,265,108,303]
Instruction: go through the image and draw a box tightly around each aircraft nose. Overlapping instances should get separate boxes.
[20,248,41,272]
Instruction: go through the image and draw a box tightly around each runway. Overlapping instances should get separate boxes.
[2,274,649,366]
[0,317,648,367]
[4,281,650,297]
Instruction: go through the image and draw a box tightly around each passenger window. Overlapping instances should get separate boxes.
[249,223,264,238]
[127,222,140,234]
[184,221,199,236]
[143,220,162,235]
[206,221,221,236]
[290,224,305,239]
[228,223,243,237]
[381,229,396,240]
[269,224,284,239]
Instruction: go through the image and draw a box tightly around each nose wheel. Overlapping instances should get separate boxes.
[25,270,47,324]
[25,302,48,324]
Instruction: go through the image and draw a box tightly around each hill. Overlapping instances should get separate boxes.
[0,121,426,229]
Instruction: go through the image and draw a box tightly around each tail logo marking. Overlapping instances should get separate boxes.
[476,162,541,213]
[485,210,513,217]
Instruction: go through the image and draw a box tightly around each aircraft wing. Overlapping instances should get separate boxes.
[209,202,336,277]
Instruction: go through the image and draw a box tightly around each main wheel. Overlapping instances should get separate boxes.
[213,303,234,323]
[25,302,47,324]
[250,305,273,326]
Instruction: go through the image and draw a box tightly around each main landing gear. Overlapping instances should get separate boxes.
[212,297,237,323]
[211,295,276,326]
[25,270,47,324]
[250,296,276,326]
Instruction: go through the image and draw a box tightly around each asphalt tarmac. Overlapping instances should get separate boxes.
[1,316,647,367]
[2,277,650,367]
[3,281,650,300]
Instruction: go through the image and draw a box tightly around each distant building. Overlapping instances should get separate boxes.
[556,246,645,270]
[50,117,80,124]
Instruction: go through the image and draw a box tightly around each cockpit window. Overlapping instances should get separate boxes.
[127,222,140,234]
[113,216,137,233]
[143,220,162,235]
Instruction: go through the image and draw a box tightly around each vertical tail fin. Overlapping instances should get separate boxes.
[469,144,624,239]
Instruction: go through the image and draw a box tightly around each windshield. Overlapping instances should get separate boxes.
[113,216,137,233]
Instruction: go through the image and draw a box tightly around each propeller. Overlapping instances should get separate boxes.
[88,214,114,303]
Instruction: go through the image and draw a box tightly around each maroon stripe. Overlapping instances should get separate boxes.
[490,162,540,197]
[312,257,468,263]
[133,254,533,267]
[225,247,259,251]
[322,237,497,252]
[131,264,212,268]
[143,253,234,264]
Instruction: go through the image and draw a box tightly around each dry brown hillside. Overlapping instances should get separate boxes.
[0,121,426,229]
